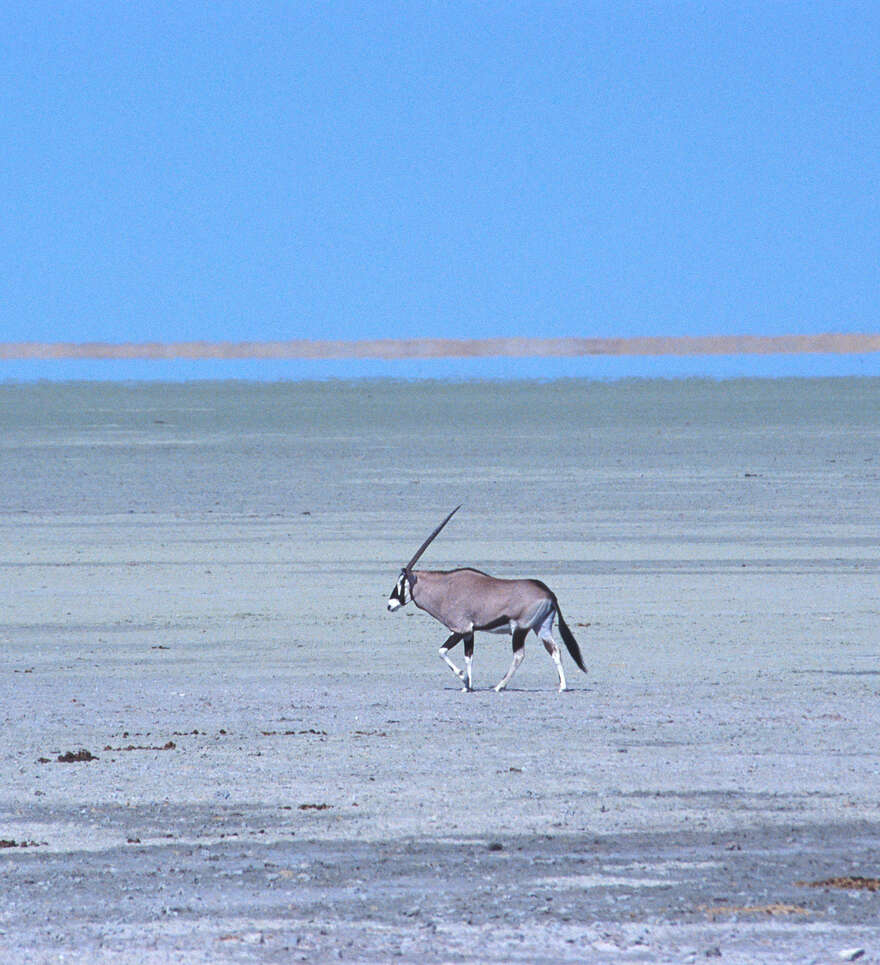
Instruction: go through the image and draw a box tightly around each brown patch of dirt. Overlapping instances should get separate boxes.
[700,903,811,919]
[798,876,880,891]
[56,749,98,763]
[103,741,176,751]
[260,729,327,737]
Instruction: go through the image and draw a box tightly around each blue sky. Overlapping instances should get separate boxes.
[2,2,879,378]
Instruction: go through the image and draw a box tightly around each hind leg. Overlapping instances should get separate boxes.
[494,628,527,692]
[439,632,467,687]
[540,633,567,692]
[536,612,566,692]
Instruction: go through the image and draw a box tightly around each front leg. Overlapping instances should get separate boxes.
[462,633,474,691]
[439,632,467,687]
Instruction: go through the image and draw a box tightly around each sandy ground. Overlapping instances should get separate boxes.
[1,377,879,963]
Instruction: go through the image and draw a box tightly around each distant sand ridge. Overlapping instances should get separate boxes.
[2,333,879,361]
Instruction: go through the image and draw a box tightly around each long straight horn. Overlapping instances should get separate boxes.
[405,505,461,573]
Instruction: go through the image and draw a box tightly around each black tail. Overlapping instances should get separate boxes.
[555,605,586,673]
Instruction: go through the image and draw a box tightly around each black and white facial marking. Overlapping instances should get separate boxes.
[386,570,412,611]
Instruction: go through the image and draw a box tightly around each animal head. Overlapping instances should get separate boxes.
[386,569,412,611]
[386,505,461,613]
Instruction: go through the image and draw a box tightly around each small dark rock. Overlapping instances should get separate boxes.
[56,749,97,763]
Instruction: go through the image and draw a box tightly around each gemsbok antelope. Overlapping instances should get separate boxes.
[386,506,586,692]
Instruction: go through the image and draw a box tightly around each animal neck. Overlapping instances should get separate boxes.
[407,569,446,621]
[403,567,418,598]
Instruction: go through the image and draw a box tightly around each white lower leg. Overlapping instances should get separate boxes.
[542,637,567,692]
[551,649,567,692]
[494,649,524,692]
[440,647,466,684]
[464,654,473,691]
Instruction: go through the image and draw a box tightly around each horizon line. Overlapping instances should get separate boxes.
[2,332,879,362]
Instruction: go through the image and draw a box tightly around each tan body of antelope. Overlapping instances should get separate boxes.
[387,507,586,692]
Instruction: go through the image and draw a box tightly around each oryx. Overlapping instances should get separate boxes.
[386,506,586,692]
